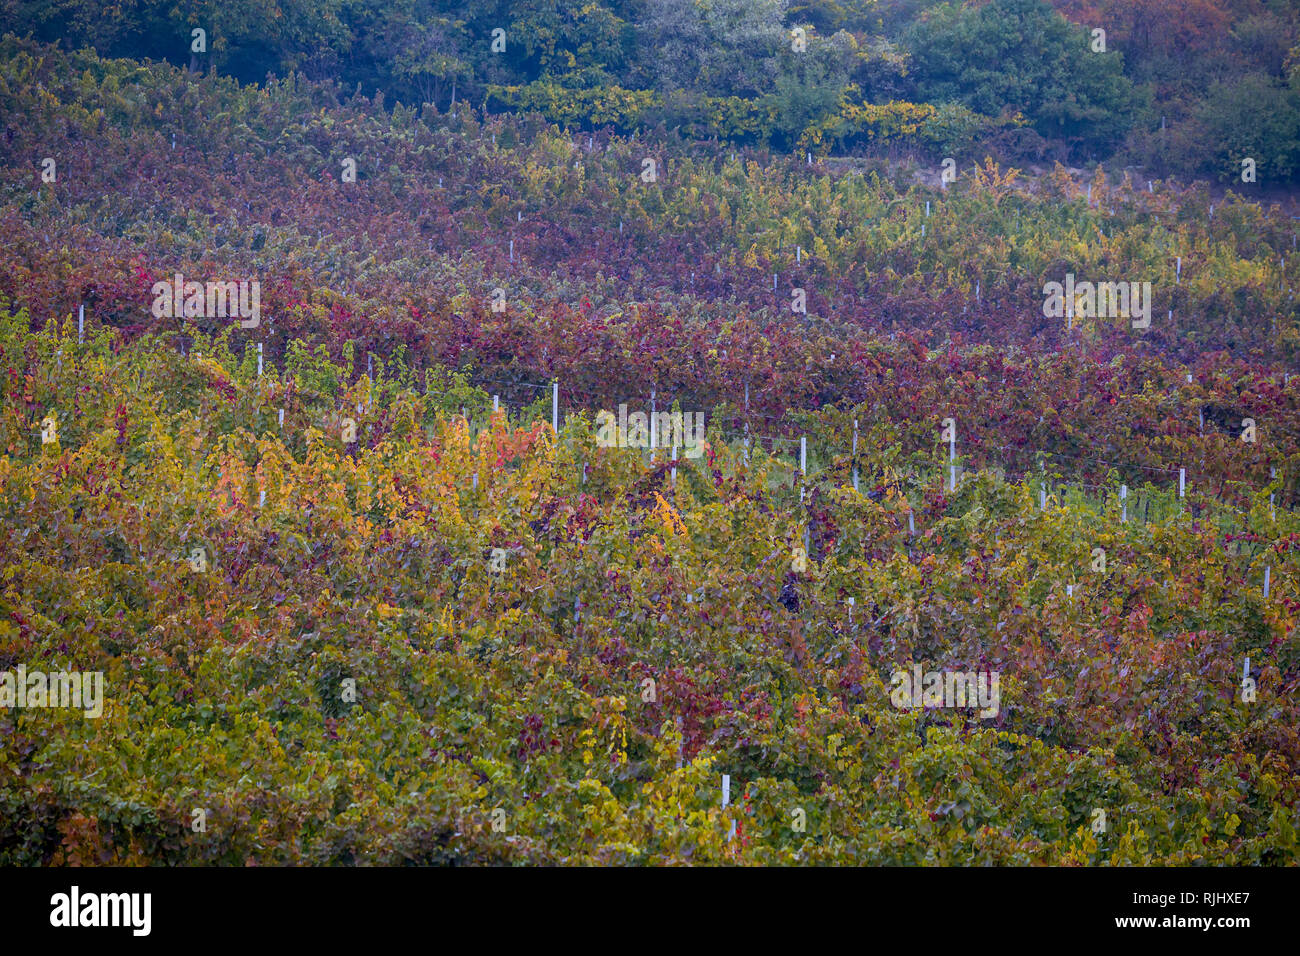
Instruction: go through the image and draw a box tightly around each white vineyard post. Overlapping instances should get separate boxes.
[949,425,957,492]
[722,775,735,841]
[649,389,656,461]
[799,436,806,503]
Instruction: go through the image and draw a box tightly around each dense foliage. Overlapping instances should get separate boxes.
[4,1,1300,180]
[0,33,1298,865]
[1,306,1297,864]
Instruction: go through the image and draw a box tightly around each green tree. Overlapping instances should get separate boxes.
[634,0,788,97]
[1195,73,1300,182]
[389,14,472,110]
[903,0,1136,153]
[785,0,882,34]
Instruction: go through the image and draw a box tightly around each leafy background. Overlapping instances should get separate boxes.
[0,5,1297,865]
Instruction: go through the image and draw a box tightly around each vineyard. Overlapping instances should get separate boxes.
[1,28,1299,866]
